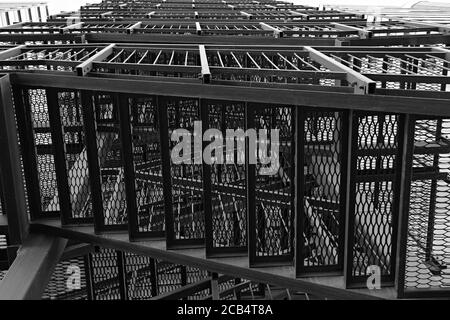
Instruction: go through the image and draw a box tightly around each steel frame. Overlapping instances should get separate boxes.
[1,0,450,300]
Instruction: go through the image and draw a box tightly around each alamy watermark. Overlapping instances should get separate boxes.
[366,265,381,290]
[171,121,280,176]
[66,265,81,290]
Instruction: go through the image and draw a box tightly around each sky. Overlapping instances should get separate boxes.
[1,0,450,14]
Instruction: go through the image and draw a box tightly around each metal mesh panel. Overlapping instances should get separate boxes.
[57,90,92,220]
[253,105,294,262]
[124,252,154,300]
[186,265,210,300]
[91,248,121,300]
[207,101,247,252]
[349,112,400,283]
[27,88,59,213]
[42,257,88,300]
[129,96,165,235]
[94,94,127,228]
[157,261,182,294]
[167,98,204,242]
[302,110,344,270]
[404,118,450,293]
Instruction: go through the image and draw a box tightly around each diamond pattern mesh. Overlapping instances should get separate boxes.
[27,88,59,213]
[404,118,450,292]
[94,94,127,228]
[350,112,400,281]
[129,96,165,235]
[253,105,294,261]
[207,101,247,251]
[302,110,344,269]
[167,98,204,242]
[91,248,121,300]
[57,90,92,220]
[42,257,88,300]
[124,252,154,300]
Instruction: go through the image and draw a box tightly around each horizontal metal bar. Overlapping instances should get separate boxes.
[9,72,450,116]
[76,43,115,76]
[332,22,372,39]
[0,45,26,60]
[60,22,84,34]
[127,21,142,34]
[304,46,376,94]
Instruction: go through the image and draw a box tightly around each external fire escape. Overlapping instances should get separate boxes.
[0,0,449,300]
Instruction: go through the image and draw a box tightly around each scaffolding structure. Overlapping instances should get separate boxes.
[0,0,449,300]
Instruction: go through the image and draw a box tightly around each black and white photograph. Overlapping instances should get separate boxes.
[0,0,449,308]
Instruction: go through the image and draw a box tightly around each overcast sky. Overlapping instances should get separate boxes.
[0,0,448,14]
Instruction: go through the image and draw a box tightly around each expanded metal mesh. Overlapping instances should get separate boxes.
[404,118,450,293]
[207,101,247,251]
[124,252,154,300]
[302,110,344,270]
[167,98,205,242]
[57,90,92,220]
[253,105,294,262]
[27,88,59,214]
[91,248,121,300]
[129,96,165,235]
[94,93,127,228]
[349,112,400,284]
[42,257,88,300]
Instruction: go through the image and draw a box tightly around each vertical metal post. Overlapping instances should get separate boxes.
[12,86,41,220]
[83,253,95,300]
[344,110,357,287]
[150,258,159,297]
[245,103,256,266]
[0,76,28,245]
[425,119,441,262]
[211,272,219,300]
[37,6,42,22]
[234,278,242,299]
[180,265,188,300]
[295,107,306,276]
[81,91,104,233]
[46,88,72,225]
[158,96,174,248]
[116,250,128,300]
[117,94,139,241]
[338,110,350,271]
[201,99,214,256]
[395,115,415,298]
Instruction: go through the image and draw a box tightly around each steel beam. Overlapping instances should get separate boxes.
[304,46,376,94]
[199,45,211,83]
[259,22,283,38]
[60,22,84,34]
[127,21,142,34]
[332,22,372,39]
[0,45,26,61]
[76,44,115,76]
[0,233,67,300]
[0,75,29,245]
